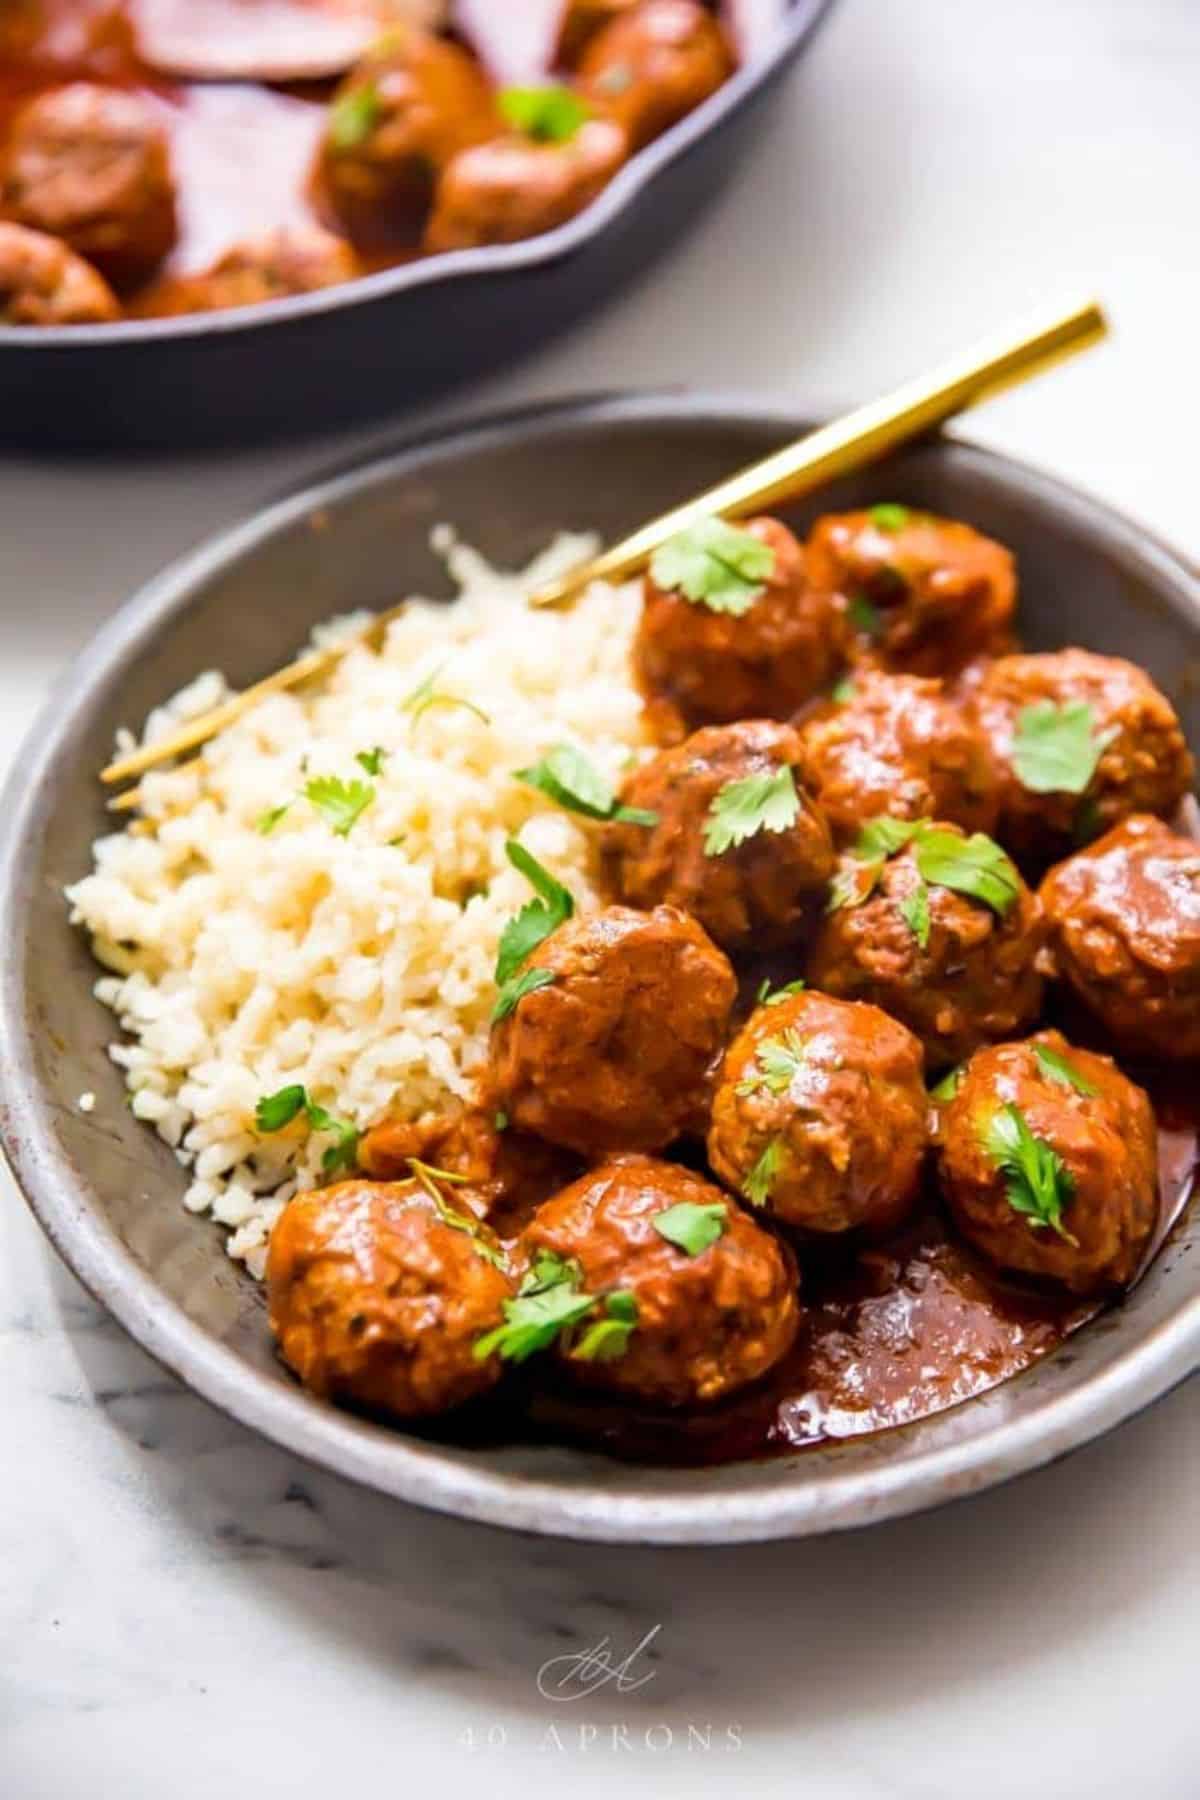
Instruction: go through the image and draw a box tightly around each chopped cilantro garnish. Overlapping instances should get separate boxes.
[847,593,882,637]
[742,1137,782,1208]
[913,828,1020,918]
[402,665,491,731]
[492,965,557,1024]
[929,1065,963,1102]
[473,1252,596,1364]
[407,1157,506,1270]
[704,765,800,856]
[869,503,911,532]
[648,515,775,616]
[494,841,575,988]
[1011,700,1118,796]
[756,976,806,1007]
[652,1201,727,1257]
[515,744,658,826]
[255,1084,358,1173]
[328,80,382,152]
[736,1028,809,1098]
[898,880,931,948]
[498,84,590,143]
[982,1103,1077,1242]
[832,675,857,703]
[571,1291,639,1362]
[256,803,291,836]
[1033,1043,1099,1096]
[304,775,375,837]
[494,1110,509,1132]
[355,746,387,776]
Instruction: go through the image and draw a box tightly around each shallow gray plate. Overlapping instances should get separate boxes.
[1,394,1197,1544]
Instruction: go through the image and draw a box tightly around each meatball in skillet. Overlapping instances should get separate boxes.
[1,83,177,288]
[577,0,733,150]
[634,514,842,728]
[806,505,1016,677]
[424,115,626,253]
[490,904,735,1154]
[357,1105,581,1238]
[602,720,835,953]
[970,649,1193,868]
[1039,815,1200,1061]
[795,669,998,844]
[267,1179,512,1420]
[141,225,359,315]
[938,1033,1158,1296]
[312,29,496,251]
[708,989,928,1236]
[807,820,1046,1069]
[0,218,118,322]
[507,1156,799,1407]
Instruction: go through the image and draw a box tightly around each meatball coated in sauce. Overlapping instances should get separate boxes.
[519,1156,800,1407]
[313,30,496,251]
[1,83,177,288]
[357,1106,581,1237]
[602,720,835,952]
[938,1033,1158,1296]
[0,218,118,322]
[1040,815,1200,1062]
[634,516,843,727]
[557,0,638,67]
[577,0,733,150]
[806,507,1016,677]
[489,904,736,1155]
[807,825,1046,1069]
[971,650,1194,868]
[708,990,928,1235]
[266,1180,512,1420]
[424,117,626,253]
[143,225,359,314]
[796,670,998,845]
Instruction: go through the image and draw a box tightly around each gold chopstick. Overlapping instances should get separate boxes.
[527,295,1108,608]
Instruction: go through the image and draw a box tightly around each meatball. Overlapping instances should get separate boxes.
[796,669,999,845]
[602,719,835,952]
[143,226,359,315]
[938,1033,1158,1295]
[424,116,627,253]
[557,1,638,67]
[971,649,1194,867]
[633,514,844,726]
[708,989,928,1235]
[1,83,177,288]
[1039,815,1200,1061]
[489,904,736,1154]
[577,0,733,150]
[515,1156,799,1406]
[807,822,1046,1068]
[806,506,1016,677]
[266,1179,513,1419]
[0,219,118,323]
[357,1105,581,1237]
[312,30,496,251]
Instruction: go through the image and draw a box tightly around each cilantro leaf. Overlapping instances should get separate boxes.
[929,1065,963,1102]
[499,84,590,143]
[408,1157,507,1270]
[494,1110,509,1132]
[256,803,291,836]
[304,775,375,837]
[402,666,491,731]
[869,503,911,532]
[847,593,882,637]
[652,1201,727,1257]
[826,817,922,912]
[492,965,556,1024]
[898,880,931,948]
[473,1251,595,1364]
[1033,1043,1099,1096]
[742,1137,782,1208]
[515,744,658,826]
[982,1103,1077,1242]
[704,765,800,857]
[736,1027,809,1098]
[328,80,382,152]
[355,746,387,776]
[494,841,575,987]
[648,515,775,616]
[832,675,857,703]
[914,828,1021,918]
[756,976,806,1007]
[571,1290,639,1362]
[255,1084,358,1173]
[856,816,924,860]
[1011,700,1118,796]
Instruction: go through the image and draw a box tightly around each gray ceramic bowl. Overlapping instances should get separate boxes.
[1,394,1197,1544]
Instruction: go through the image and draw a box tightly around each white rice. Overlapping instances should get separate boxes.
[67,532,648,1275]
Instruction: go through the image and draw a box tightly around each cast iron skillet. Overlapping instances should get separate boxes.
[1,393,1197,1544]
[0,1,834,452]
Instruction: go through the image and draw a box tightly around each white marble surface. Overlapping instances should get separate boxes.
[2,1,1199,1794]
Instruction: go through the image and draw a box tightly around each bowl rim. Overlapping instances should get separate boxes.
[0,0,835,351]
[2,388,1198,1545]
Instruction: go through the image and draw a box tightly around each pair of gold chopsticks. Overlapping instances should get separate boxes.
[102,295,1108,811]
